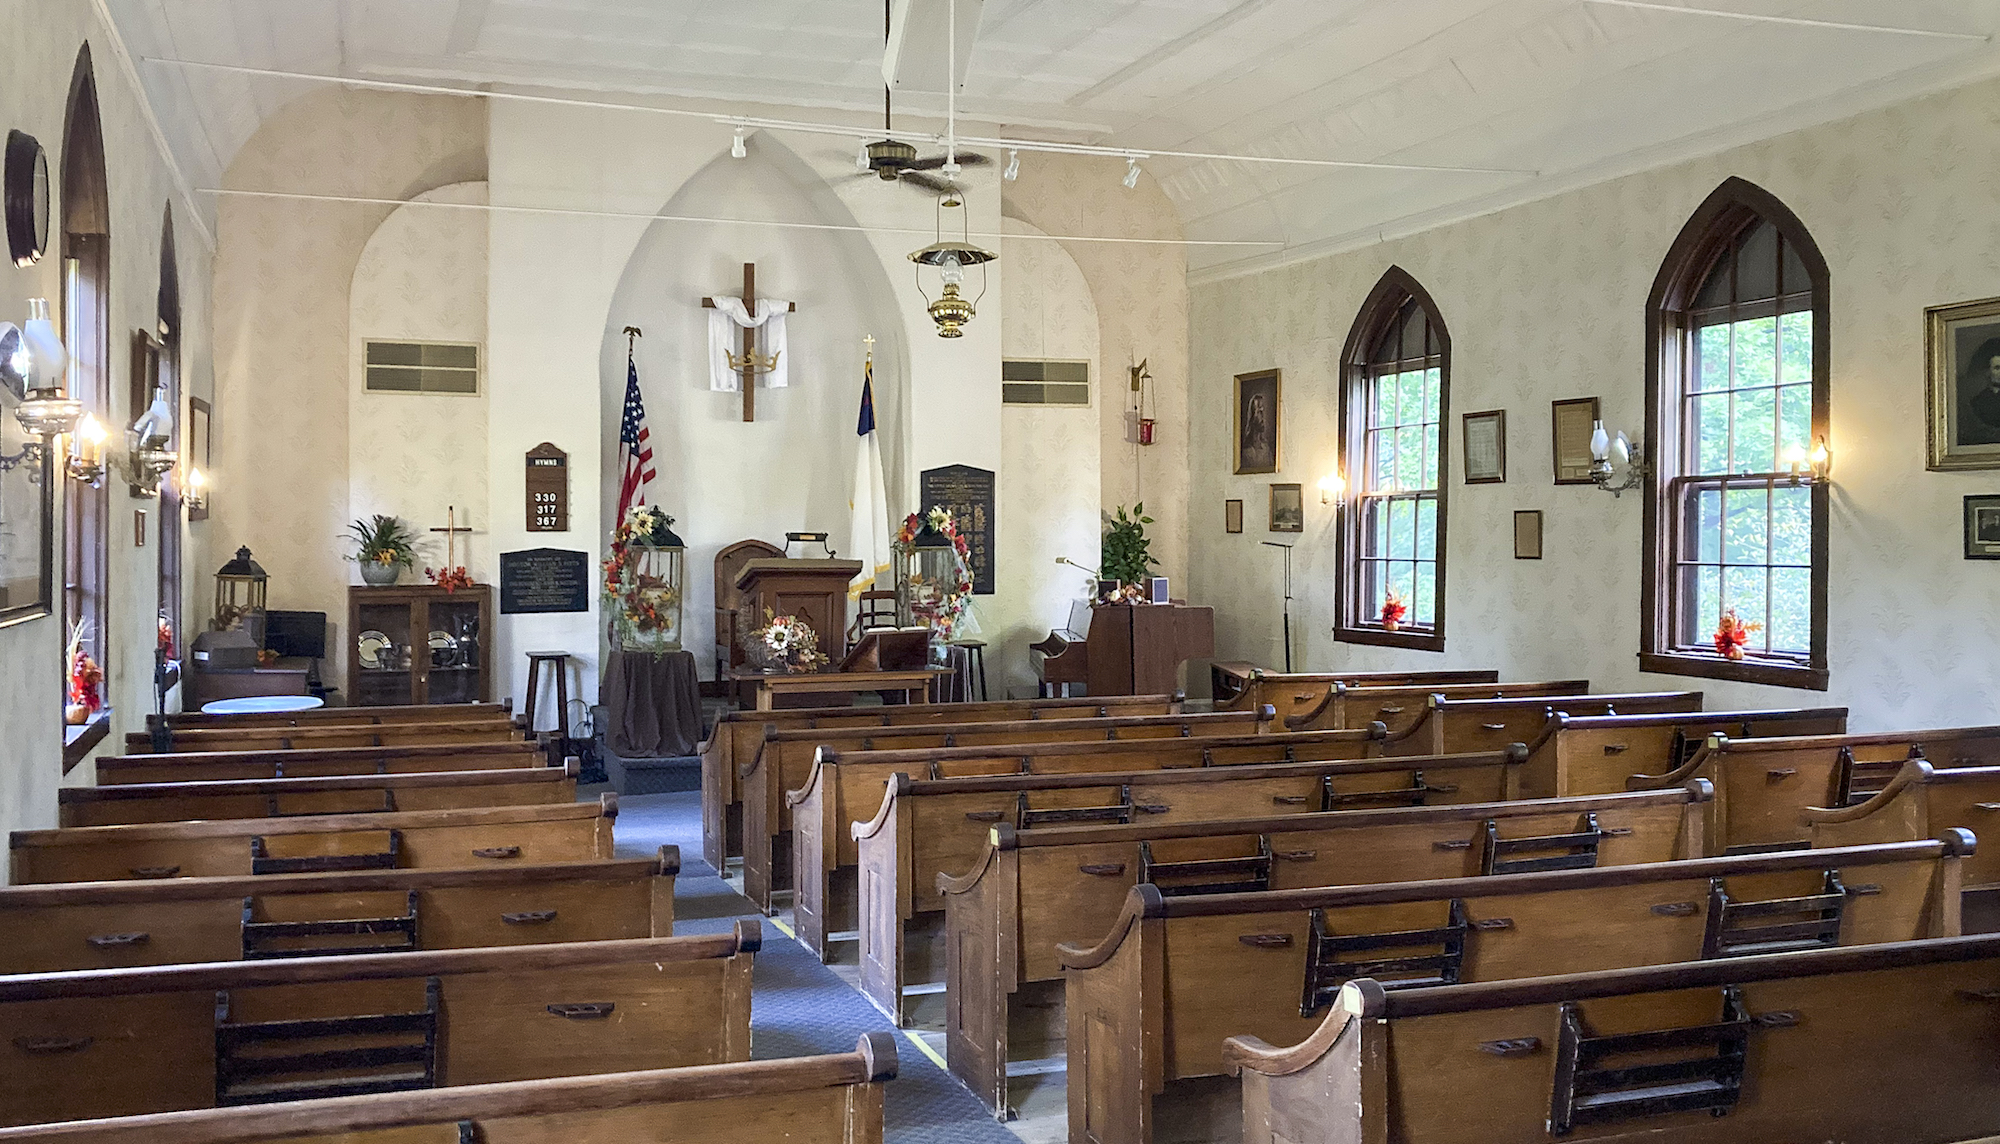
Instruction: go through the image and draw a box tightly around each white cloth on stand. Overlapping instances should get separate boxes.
[707,297,792,391]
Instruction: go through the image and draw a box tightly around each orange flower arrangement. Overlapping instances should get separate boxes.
[426,565,474,593]
[1380,590,1408,631]
[1713,608,1762,661]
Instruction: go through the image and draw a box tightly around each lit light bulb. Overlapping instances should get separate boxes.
[1808,440,1829,470]
[187,467,205,491]
[1123,157,1141,189]
[1318,472,1346,504]
[76,413,106,463]
[730,128,747,159]
[1003,149,1020,181]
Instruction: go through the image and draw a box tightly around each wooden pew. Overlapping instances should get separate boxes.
[1223,933,2000,1144]
[0,850,681,972]
[0,928,757,1127]
[9,796,618,884]
[147,702,514,731]
[938,783,1713,1118]
[1386,690,1705,757]
[95,742,551,785]
[1631,725,2000,855]
[58,762,581,827]
[754,707,1283,917]
[701,693,1183,874]
[1060,835,1969,1143]
[126,720,524,755]
[1807,759,2000,929]
[1515,706,1850,798]
[0,1035,896,1144]
[1214,670,1500,720]
[849,748,1528,1015]
[1283,679,1591,733]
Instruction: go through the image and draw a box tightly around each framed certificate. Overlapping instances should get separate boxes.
[1551,396,1601,485]
[1462,410,1506,484]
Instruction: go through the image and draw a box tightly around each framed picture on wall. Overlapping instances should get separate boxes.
[1269,483,1303,532]
[1926,297,2000,471]
[1234,369,1281,475]
[1967,495,2000,559]
[1514,510,1543,560]
[1462,410,1506,483]
[1224,499,1243,534]
[1551,396,1601,485]
[187,396,210,521]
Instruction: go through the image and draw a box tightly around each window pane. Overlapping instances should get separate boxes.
[1692,394,1730,475]
[1395,426,1425,490]
[1371,374,1394,428]
[1367,500,1389,558]
[1694,487,1723,563]
[1687,564,1722,647]
[1695,324,1730,392]
[1731,384,1775,473]
[1771,484,1811,566]
[1723,565,1769,650]
[1370,429,1395,492]
[1724,486,1769,566]
[1777,383,1811,461]
[1737,222,1779,302]
[1416,498,1437,562]
[1778,311,1811,385]
[1399,308,1426,362]
[1390,561,1417,613]
[1695,248,1733,310]
[1769,567,1811,653]
[1421,426,1440,489]
[1424,367,1441,423]
[1413,561,1436,626]
[1397,370,1423,427]
[1731,316,1777,390]
[1389,498,1416,559]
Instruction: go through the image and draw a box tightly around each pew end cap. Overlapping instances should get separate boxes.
[1941,827,1978,857]
[733,918,763,953]
[656,844,682,876]
[598,791,619,818]
[857,1031,900,1083]
[1684,777,1715,802]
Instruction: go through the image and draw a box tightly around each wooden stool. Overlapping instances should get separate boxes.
[523,651,572,743]
[949,639,988,702]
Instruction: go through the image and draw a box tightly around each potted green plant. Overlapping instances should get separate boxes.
[1101,502,1156,590]
[347,515,418,586]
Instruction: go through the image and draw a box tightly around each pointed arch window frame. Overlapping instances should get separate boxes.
[1334,266,1451,653]
[1640,177,1830,691]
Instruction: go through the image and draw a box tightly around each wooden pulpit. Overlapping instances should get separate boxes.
[1084,602,1216,697]
[733,559,864,659]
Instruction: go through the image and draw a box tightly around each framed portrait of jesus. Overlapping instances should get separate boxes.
[1234,369,1281,475]
[1927,296,2000,471]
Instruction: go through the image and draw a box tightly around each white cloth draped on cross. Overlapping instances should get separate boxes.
[706,297,793,392]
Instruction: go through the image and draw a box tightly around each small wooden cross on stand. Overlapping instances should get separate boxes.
[431,505,473,572]
[702,261,795,424]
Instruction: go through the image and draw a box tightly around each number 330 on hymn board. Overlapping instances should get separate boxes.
[524,443,569,533]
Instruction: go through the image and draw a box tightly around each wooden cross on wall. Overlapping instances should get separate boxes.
[431,505,473,571]
[702,262,795,423]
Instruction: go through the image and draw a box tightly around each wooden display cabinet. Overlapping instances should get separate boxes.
[346,584,495,707]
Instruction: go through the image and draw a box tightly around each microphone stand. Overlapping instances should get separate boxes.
[1261,541,1294,672]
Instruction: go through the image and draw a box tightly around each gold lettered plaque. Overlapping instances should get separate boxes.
[525,442,568,532]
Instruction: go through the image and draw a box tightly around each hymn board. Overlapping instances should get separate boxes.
[525,443,568,532]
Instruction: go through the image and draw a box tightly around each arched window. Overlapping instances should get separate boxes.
[157,205,182,668]
[1335,267,1449,651]
[61,44,111,765]
[1642,178,1828,689]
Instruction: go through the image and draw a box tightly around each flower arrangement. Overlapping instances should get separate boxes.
[744,609,828,674]
[893,507,975,639]
[157,611,175,661]
[603,506,684,653]
[65,620,102,724]
[426,565,474,593]
[1714,608,1762,661]
[346,515,418,569]
[1380,590,1408,631]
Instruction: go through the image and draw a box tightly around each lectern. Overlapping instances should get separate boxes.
[733,558,864,660]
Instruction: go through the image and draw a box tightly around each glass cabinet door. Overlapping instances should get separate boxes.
[354,598,416,706]
[422,595,485,705]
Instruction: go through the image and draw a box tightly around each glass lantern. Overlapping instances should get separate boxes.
[213,545,268,646]
[897,516,958,651]
[611,519,685,654]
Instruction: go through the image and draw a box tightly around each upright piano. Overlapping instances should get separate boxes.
[1032,601,1215,697]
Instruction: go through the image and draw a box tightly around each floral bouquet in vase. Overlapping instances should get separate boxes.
[742,609,828,674]
[1713,608,1761,661]
[1380,590,1408,632]
[603,506,685,653]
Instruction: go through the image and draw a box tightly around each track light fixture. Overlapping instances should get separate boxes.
[731,128,747,159]
[1003,149,1020,181]
[1123,157,1141,189]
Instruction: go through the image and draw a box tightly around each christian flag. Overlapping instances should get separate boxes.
[616,354,656,521]
[848,354,892,599]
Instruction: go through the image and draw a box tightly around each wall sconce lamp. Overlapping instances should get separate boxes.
[1588,419,1648,498]
[1319,471,1346,505]
[1782,438,1832,485]
[125,382,176,496]
[66,413,106,485]
[0,298,83,475]
[182,465,207,514]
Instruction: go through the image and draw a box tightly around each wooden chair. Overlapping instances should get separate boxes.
[1060,835,1968,1142]
[750,706,1281,918]
[938,782,1714,1117]
[0,849,680,973]
[1224,933,2000,1144]
[59,761,580,826]
[0,927,757,1127]
[0,1035,896,1144]
[9,796,618,884]
[95,741,550,784]
[699,692,1183,873]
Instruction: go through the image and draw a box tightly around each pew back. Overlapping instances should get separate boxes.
[58,764,579,827]
[95,742,551,785]
[9,797,618,884]
[1807,761,2000,891]
[1516,707,1850,799]
[126,720,522,754]
[1217,671,1499,720]
[0,851,680,972]
[1390,691,1705,758]
[0,929,757,1127]
[1286,680,1591,734]
[150,703,511,732]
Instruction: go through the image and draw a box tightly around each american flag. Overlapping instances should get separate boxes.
[617,355,656,520]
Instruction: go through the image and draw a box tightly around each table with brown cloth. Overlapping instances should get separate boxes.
[601,648,703,757]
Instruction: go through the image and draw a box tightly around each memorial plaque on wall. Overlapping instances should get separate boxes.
[525,443,569,532]
[920,464,996,595]
[499,548,590,614]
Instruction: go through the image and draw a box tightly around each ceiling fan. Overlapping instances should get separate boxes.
[851,0,988,194]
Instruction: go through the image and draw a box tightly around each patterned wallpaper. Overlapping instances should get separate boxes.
[1188,75,2000,730]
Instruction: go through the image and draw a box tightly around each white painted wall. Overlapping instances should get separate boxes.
[0,2,217,853]
[1187,73,2000,728]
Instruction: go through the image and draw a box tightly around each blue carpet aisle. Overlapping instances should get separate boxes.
[610,791,1020,1144]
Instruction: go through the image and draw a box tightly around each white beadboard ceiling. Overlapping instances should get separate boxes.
[106,0,2000,275]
